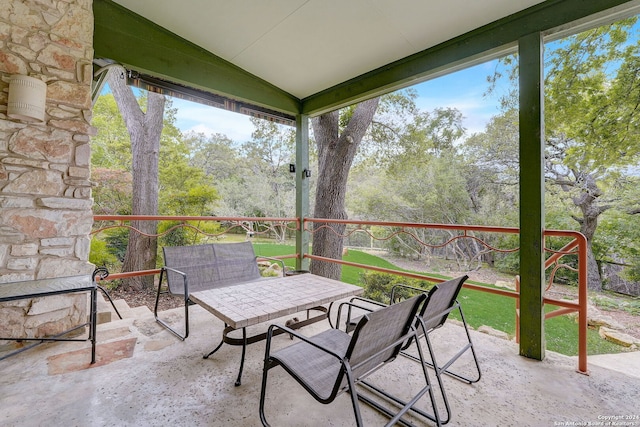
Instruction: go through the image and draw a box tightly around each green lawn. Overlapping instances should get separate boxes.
[253,243,626,356]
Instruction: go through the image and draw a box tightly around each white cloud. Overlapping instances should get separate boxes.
[173,99,255,143]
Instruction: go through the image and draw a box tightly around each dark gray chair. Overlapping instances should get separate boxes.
[154,241,283,340]
[344,275,481,425]
[259,293,443,427]
[392,275,481,424]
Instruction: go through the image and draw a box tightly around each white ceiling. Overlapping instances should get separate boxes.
[112,0,546,99]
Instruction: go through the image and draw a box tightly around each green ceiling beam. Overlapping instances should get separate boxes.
[302,0,637,116]
[93,0,301,116]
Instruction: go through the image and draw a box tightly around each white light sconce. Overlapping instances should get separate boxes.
[7,75,47,123]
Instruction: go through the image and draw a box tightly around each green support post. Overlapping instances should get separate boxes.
[295,114,310,271]
[518,32,546,361]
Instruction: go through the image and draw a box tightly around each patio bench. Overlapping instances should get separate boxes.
[154,241,287,340]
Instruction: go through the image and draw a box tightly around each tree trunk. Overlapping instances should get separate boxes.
[108,69,165,290]
[571,172,609,291]
[310,98,379,280]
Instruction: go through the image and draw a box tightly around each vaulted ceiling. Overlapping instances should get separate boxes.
[94,0,640,118]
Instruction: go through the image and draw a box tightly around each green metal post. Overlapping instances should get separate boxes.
[295,114,310,271]
[519,32,546,361]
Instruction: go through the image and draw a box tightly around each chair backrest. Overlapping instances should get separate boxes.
[346,293,426,380]
[210,241,261,286]
[419,275,468,332]
[162,242,261,294]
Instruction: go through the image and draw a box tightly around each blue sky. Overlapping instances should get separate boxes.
[172,58,505,143]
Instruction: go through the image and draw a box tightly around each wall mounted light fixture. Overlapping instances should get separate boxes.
[7,75,47,123]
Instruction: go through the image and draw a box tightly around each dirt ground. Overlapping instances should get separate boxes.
[107,251,640,340]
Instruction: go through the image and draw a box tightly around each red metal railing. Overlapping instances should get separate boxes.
[92,214,588,373]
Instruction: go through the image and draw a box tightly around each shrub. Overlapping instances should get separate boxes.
[89,237,119,271]
[360,271,434,303]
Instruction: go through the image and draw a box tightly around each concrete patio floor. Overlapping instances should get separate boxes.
[2,300,640,427]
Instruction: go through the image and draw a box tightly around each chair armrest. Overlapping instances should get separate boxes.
[265,324,345,361]
[161,266,189,298]
[336,300,385,332]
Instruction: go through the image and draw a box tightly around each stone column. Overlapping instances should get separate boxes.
[0,0,95,340]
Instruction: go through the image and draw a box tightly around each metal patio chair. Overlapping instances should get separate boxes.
[344,275,481,424]
[392,275,482,424]
[154,241,283,340]
[259,293,443,427]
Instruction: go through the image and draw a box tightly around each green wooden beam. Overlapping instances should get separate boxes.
[519,32,546,361]
[302,0,636,116]
[294,114,311,272]
[93,0,301,116]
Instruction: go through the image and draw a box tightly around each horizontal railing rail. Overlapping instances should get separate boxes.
[92,214,588,373]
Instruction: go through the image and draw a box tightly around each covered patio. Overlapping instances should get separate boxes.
[2,1,640,425]
[2,302,639,426]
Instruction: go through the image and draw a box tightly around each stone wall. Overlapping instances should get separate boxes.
[0,0,95,340]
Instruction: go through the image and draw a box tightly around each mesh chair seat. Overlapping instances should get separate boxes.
[260,294,443,427]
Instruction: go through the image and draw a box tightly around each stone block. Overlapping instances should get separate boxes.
[0,272,34,284]
[37,197,92,210]
[0,226,26,244]
[0,50,28,75]
[41,236,74,246]
[599,326,640,348]
[25,306,70,327]
[75,143,90,166]
[9,127,74,162]
[2,169,64,196]
[49,119,93,135]
[29,293,84,315]
[4,208,93,239]
[51,5,93,46]
[10,243,38,256]
[75,236,90,260]
[37,44,76,71]
[1,156,50,169]
[0,244,9,266]
[68,166,90,178]
[47,80,91,110]
[40,246,74,257]
[7,256,37,270]
[0,196,35,208]
[37,258,94,278]
[10,43,37,62]
[0,306,27,337]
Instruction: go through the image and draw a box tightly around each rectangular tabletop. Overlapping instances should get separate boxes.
[190,274,363,329]
[0,275,94,302]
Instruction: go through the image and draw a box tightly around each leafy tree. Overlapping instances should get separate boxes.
[106,69,165,290]
[485,17,640,291]
[91,93,132,170]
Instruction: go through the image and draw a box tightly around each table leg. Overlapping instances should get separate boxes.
[235,327,247,386]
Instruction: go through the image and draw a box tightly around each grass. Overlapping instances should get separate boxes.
[253,243,630,356]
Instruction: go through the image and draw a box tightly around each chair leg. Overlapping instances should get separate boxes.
[345,369,365,427]
[259,360,272,427]
[154,274,189,340]
[357,336,442,427]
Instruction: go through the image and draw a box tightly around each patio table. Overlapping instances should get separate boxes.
[190,273,363,385]
[0,273,99,363]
